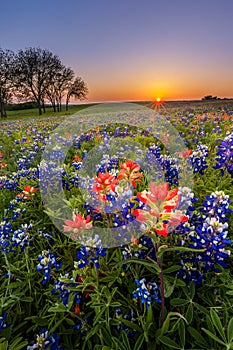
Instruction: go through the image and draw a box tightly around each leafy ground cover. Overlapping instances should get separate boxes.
[0,101,233,349]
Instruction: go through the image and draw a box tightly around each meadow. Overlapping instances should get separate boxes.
[0,100,232,350]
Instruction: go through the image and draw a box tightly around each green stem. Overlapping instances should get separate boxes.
[155,242,165,327]
[3,252,12,298]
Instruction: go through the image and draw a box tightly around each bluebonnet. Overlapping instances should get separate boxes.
[52,273,81,307]
[0,312,10,331]
[27,329,63,350]
[115,307,137,337]
[178,190,232,285]
[37,250,62,285]
[11,227,31,251]
[75,235,107,269]
[122,234,156,260]
[132,278,161,310]
[214,132,233,179]
[200,191,232,221]
[189,143,208,174]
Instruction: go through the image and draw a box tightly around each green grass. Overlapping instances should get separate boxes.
[3,104,98,120]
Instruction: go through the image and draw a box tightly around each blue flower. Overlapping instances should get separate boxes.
[214,132,233,179]
[0,312,10,331]
[37,250,62,285]
[27,329,63,350]
[132,278,161,310]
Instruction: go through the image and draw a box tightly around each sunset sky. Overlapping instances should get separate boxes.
[1,0,233,102]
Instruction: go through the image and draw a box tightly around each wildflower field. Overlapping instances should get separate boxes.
[0,101,233,350]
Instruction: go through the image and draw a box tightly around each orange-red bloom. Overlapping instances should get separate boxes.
[117,160,143,187]
[177,149,192,159]
[73,155,82,163]
[93,172,119,200]
[64,213,92,234]
[23,186,38,195]
[134,182,188,237]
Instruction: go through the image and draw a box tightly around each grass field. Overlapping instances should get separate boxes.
[4,104,97,120]
[3,99,233,121]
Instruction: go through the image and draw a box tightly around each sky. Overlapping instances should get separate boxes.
[1,0,233,102]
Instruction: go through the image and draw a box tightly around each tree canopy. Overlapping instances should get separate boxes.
[0,47,88,117]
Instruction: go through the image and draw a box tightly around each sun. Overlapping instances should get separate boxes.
[156,97,161,102]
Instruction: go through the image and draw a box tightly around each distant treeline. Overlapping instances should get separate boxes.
[0,47,88,118]
[6,101,38,111]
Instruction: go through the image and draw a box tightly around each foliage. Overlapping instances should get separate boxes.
[0,102,232,349]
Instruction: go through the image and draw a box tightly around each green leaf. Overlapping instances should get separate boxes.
[158,335,181,349]
[163,265,181,274]
[48,303,67,313]
[121,319,143,333]
[194,302,209,316]
[201,328,226,346]
[188,327,209,348]
[178,320,185,347]
[0,339,8,350]
[185,303,193,324]
[133,334,145,350]
[170,298,189,306]
[9,337,28,350]
[146,305,154,327]
[50,317,65,333]
[121,331,131,350]
[210,309,227,342]
[190,281,195,299]
[116,258,161,273]
[101,328,113,347]
[227,318,233,343]
[157,246,206,258]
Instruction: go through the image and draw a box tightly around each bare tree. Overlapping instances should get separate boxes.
[46,66,74,112]
[66,76,88,111]
[14,47,62,115]
[0,48,15,118]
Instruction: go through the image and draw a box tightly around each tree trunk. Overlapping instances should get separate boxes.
[65,95,69,111]
[59,97,62,112]
[38,102,42,116]
[42,100,46,114]
[0,100,7,118]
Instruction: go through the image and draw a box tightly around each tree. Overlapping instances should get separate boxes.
[0,48,15,118]
[14,47,62,115]
[46,66,74,112]
[202,95,218,101]
[66,76,88,111]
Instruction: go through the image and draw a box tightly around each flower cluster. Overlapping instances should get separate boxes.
[132,278,161,310]
[0,312,10,331]
[179,190,232,285]
[75,235,107,269]
[52,273,81,308]
[133,182,188,237]
[189,143,209,174]
[27,329,63,350]
[214,132,233,179]
[37,250,62,285]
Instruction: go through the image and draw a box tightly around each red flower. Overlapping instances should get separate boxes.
[93,172,119,200]
[73,155,82,163]
[134,182,188,237]
[64,213,92,235]
[177,150,192,159]
[0,162,7,168]
[17,186,38,200]
[154,222,169,237]
[23,186,38,195]
[118,160,143,187]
